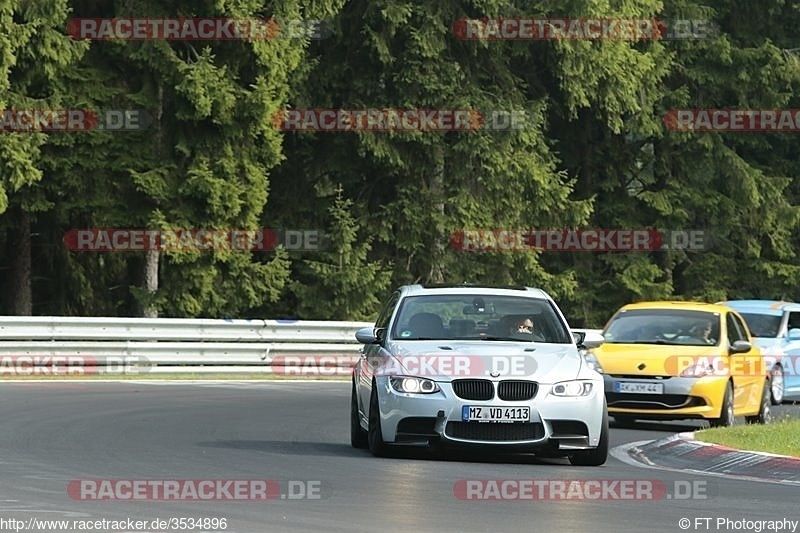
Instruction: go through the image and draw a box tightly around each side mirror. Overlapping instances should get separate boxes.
[572,329,604,349]
[788,328,800,340]
[355,327,379,344]
[729,340,752,354]
[582,330,605,349]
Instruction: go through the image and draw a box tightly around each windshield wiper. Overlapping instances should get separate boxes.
[623,339,684,345]
[479,335,534,342]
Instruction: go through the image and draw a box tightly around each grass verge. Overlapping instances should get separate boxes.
[695,418,800,458]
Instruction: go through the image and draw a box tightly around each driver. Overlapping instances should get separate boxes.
[515,318,534,334]
[512,317,545,341]
[688,321,714,344]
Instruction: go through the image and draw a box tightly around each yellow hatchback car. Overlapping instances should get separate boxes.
[587,302,772,427]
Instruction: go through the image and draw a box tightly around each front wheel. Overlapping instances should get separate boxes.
[745,379,772,425]
[569,403,608,466]
[709,382,734,428]
[612,415,637,427]
[770,365,784,405]
[368,383,391,457]
[350,381,368,448]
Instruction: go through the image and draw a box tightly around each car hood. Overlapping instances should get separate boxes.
[592,342,724,376]
[750,337,785,355]
[382,340,580,382]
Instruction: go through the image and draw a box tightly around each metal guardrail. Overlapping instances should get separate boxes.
[0,317,371,343]
[0,317,373,375]
[0,317,603,376]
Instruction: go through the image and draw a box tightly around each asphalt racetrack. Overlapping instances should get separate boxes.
[0,381,797,533]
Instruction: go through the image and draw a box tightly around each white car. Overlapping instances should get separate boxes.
[350,284,608,465]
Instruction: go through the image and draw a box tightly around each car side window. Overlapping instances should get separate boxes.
[726,314,745,344]
[787,312,800,332]
[375,292,400,330]
[732,314,750,340]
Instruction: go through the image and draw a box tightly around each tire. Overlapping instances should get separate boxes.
[745,379,772,425]
[770,365,784,405]
[368,382,391,457]
[535,441,565,459]
[569,401,609,466]
[709,381,735,428]
[350,381,368,449]
[613,415,637,427]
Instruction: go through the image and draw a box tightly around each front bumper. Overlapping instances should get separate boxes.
[376,377,605,451]
[604,374,726,419]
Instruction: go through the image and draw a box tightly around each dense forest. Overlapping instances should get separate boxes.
[1,0,799,327]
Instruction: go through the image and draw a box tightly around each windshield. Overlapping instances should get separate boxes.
[603,309,721,346]
[390,294,572,343]
[739,313,782,338]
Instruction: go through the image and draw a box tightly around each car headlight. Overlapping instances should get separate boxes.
[551,380,594,397]
[680,362,715,378]
[389,376,440,394]
[582,352,604,374]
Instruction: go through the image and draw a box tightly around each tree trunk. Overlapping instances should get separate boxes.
[141,82,164,318]
[142,249,159,318]
[427,144,446,283]
[8,208,32,315]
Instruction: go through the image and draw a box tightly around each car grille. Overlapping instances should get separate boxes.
[607,393,706,410]
[609,375,672,380]
[452,379,494,400]
[445,422,544,442]
[498,380,537,401]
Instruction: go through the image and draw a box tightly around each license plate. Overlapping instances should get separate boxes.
[614,382,664,394]
[461,405,530,423]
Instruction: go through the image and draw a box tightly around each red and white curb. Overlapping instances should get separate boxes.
[612,432,800,485]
